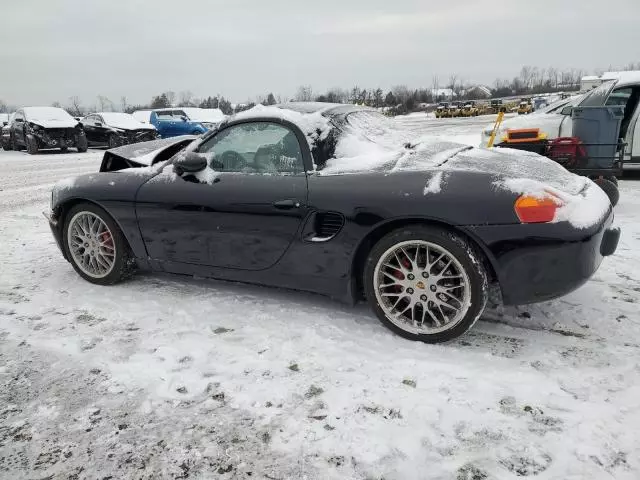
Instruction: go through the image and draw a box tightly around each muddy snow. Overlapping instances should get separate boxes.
[1,114,639,479]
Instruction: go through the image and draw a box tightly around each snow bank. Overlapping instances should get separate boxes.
[497,177,611,229]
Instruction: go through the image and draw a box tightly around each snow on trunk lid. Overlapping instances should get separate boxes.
[443,146,587,195]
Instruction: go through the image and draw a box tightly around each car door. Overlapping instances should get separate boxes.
[153,111,174,137]
[135,120,311,270]
[82,115,97,145]
[94,115,110,145]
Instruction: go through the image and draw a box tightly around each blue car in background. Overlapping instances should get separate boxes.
[132,108,207,138]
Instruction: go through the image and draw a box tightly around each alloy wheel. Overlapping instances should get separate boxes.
[67,211,117,278]
[373,240,471,334]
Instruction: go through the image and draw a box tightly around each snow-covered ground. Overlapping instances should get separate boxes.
[1,116,639,479]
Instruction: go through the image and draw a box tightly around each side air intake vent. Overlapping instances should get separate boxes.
[312,212,345,241]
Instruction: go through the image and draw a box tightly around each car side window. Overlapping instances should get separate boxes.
[605,88,632,107]
[198,122,304,174]
[14,111,24,122]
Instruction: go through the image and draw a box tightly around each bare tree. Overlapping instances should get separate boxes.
[97,96,114,112]
[68,96,83,116]
[447,75,458,99]
[179,90,194,106]
[392,85,411,103]
[294,85,313,102]
[51,101,62,108]
[431,75,440,99]
[120,96,128,112]
[165,91,176,106]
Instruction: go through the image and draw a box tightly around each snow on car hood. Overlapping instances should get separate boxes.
[100,112,155,131]
[24,107,78,128]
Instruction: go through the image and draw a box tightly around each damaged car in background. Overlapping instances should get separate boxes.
[46,103,620,344]
[10,106,88,154]
[80,112,158,148]
[1,113,14,150]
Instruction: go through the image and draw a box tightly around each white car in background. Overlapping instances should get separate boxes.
[179,107,226,130]
[482,72,640,169]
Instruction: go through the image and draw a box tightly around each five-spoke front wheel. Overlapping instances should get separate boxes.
[365,226,488,343]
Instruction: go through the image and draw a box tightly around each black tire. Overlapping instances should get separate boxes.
[61,146,68,153]
[1,140,12,151]
[363,226,488,343]
[11,134,23,151]
[62,202,136,285]
[26,135,39,155]
[108,134,119,149]
[593,178,619,206]
[604,175,618,186]
[77,135,88,153]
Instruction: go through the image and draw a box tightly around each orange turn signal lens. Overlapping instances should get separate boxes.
[514,195,560,223]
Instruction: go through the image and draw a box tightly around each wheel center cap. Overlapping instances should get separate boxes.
[415,281,426,290]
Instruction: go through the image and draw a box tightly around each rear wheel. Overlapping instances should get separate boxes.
[593,178,619,206]
[62,203,135,285]
[1,139,12,151]
[364,226,488,343]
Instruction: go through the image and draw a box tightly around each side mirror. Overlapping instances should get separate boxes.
[181,116,188,122]
[173,152,207,176]
[2,121,7,126]
[561,106,573,116]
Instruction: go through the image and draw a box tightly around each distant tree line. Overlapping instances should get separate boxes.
[2,62,639,117]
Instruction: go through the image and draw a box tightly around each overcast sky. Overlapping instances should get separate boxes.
[1,0,639,108]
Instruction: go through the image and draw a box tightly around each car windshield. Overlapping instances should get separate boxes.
[157,110,188,119]
[578,80,617,107]
[24,107,75,123]
[100,112,146,129]
[343,110,413,146]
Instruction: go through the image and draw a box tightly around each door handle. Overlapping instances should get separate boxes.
[273,199,300,209]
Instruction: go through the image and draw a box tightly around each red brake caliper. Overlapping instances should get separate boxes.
[393,254,412,293]
[99,231,113,252]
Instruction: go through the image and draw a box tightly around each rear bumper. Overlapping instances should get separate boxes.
[467,211,619,305]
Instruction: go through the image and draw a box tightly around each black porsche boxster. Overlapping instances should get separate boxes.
[46,103,620,343]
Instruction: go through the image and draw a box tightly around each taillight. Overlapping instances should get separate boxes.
[514,194,561,223]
